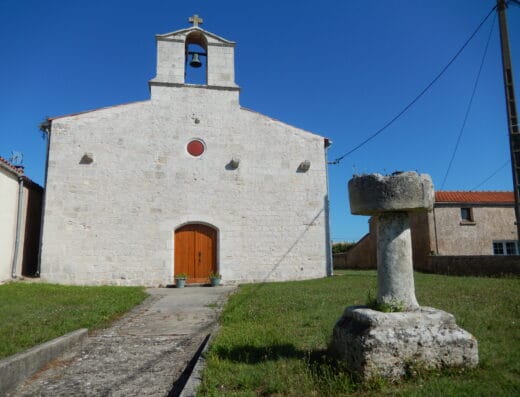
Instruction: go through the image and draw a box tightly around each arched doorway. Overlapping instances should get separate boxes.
[174,224,217,283]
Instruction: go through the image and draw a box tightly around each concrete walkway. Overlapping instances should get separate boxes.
[9,286,236,397]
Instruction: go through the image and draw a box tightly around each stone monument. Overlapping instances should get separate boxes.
[330,171,478,381]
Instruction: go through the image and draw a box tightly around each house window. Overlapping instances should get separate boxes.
[506,241,518,255]
[460,207,474,223]
[493,240,519,255]
[493,242,504,255]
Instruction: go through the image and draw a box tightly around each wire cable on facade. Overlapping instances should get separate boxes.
[470,159,511,190]
[329,5,497,165]
[440,13,497,190]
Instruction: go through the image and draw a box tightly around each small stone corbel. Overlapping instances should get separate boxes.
[79,153,94,165]
[228,157,240,169]
[298,160,311,172]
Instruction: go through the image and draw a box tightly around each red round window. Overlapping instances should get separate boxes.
[187,139,205,157]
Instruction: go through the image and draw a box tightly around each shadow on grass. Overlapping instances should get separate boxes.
[214,343,302,364]
[213,343,343,369]
[212,343,357,392]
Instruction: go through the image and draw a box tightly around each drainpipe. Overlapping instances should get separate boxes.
[11,174,24,279]
[324,139,333,276]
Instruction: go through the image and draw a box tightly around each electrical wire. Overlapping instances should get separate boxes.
[470,159,510,190]
[440,12,497,190]
[329,5,497,165]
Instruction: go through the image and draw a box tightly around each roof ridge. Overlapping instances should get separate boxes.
[435,190,514,204]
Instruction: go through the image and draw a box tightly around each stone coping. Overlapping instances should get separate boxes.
[0,329,87,396]
[341,305,456,327]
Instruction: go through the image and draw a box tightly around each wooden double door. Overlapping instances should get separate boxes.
[174,224,217,284]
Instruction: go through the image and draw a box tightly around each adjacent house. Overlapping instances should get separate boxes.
[0,157,43,283]
[39,18,331,286]
[423,191,517,257]
[339,191,518,272]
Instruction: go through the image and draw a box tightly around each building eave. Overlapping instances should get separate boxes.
[240,106,327,141]
[0,157,23,178]
[48,100,149,122]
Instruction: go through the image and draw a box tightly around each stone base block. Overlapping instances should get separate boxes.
[330,306,478,381]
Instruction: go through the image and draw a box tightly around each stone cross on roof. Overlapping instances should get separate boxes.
[189,14,203,27]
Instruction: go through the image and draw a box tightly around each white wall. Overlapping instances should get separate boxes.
[41,85,328,286]
[0,168,19,282]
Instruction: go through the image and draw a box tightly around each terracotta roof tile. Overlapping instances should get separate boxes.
[435,191,514,204]
[0,156,43,189]
[0,156,24,175]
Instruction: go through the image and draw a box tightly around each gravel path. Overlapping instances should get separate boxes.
[9,286,236,397]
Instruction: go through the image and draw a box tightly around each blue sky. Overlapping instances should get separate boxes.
[1,0,519,242]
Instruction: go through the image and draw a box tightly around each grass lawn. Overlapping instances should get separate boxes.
[0,282,147,359]
[200,271,520,396]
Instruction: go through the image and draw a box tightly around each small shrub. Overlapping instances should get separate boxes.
[332,242,356,254]
[366,289,405,313]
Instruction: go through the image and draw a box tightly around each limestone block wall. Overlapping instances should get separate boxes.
[433,205,516,255]
[409,211,433,267]
[337,232,377,270]
[151,28,237,89]
[340,209,430,271]
[0,168,19,282]
[207,45,235,87]
[155,39,185,84]
[345,204,516,271]
[41,86,328,286]
[420,255,520,276]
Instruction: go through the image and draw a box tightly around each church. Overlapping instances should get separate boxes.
[40,16,332,286]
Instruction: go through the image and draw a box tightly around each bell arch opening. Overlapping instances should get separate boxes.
[185,32,208,85]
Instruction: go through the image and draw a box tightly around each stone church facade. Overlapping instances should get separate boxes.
[40,18,331,286]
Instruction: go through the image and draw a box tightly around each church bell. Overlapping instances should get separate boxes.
[189,53,202,68]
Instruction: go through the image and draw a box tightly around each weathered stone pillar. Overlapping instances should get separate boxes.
[376,212,418,310]
[349,171,432,310]
[330,171,478,381]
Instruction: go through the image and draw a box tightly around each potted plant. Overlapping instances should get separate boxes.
[174,273,188,288]
[209,272,222,287]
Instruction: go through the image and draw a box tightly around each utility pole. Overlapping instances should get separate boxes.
[497,0,520,244]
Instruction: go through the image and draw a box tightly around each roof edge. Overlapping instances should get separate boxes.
[22,175,43,190]
[240,106,328,142]
[435,190,515,204]
[156,26,235,45]
[0,157,43,189]
[49,99,149,121]
[0,156,24,177]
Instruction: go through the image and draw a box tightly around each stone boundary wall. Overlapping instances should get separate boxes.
[418,255,520,277]
[334,253,519,277]
[333,251,376,270]
[0,328,87,395]
[333,253,348,269]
